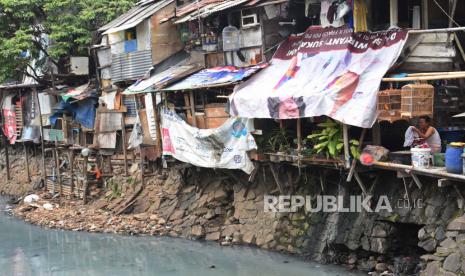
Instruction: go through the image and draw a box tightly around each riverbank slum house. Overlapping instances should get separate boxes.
[1,0,465,200]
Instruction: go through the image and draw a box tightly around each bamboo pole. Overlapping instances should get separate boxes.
[382,73,465,82]
[373,161,465,182]
[408,26,465,34]
[406,71,465,77]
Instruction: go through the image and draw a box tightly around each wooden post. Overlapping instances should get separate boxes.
[3,134,10,180]
[422,0,429,29]
[447,0,457,43]
[140,149,145,186]
[23,142,31,182]
[34,88,46,187]
[296,118,302,153]
[390,0,398,27]
[121,113,129,176]
[296,118,302,169]
[372,122,381,145]
[342,124,350,169]
[83,155,89,204]
[18,89,30,182]
[189,91,197,127]
[347,128,367,182]
[54,140,62,196]
[69,149,75,196]
[51,148,56,194]
[151,92,162,157]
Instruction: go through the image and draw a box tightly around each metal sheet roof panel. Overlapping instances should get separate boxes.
[99,0,174,34]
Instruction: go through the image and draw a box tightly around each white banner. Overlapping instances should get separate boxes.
[160,107,257,174]
[230,27,408,128]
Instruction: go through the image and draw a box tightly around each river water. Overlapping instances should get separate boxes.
[0,198,362,276]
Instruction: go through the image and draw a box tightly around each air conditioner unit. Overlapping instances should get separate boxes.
[241,11,259,28]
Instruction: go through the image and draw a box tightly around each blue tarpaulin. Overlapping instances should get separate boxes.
[51,97,97,129]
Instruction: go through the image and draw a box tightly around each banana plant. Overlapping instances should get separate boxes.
[308,119,360,159]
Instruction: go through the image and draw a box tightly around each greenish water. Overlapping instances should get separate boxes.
[0,198,361,276]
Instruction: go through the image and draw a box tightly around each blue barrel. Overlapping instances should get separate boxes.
[445,145,464,174]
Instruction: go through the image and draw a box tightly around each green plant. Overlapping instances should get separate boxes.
[106,179,122,200]
[307,119,360,159]
[267,128,291,152]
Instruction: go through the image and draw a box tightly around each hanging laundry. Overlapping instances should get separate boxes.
[353,0,368,32]
[320,0,347,28]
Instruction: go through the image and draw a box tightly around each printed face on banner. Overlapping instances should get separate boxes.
[230,26,408,128]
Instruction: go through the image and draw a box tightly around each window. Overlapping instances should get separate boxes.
[124,28,137,53]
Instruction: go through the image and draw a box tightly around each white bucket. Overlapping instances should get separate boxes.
[411,148,431,168]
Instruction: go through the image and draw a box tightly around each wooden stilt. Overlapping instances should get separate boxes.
[34,88,46,188]
[54,140,62,196]
[3,134,10,180]
[83,155,89,204]
[189,91,197,127]
[411,174,423,191]
[269,163,285,194]
[347,128,367,182]
[140,150,145,186]
[296,118,302,153]
[51,148,57,194]
[353,171,368,196]
[296,118,302,171]
[69,149,75,196]
[342,124,351,169]
[151,92,162,159]
[121,113,128,177]
[23,142,31,182]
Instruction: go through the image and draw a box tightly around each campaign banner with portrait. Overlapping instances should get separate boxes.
[230,26,408,128]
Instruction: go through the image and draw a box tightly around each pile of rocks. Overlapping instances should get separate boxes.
[421,216,465,276]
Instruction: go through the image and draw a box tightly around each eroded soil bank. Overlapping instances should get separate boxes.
[3,149,465,276]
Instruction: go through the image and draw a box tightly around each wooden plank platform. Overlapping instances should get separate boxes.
[371,161,465,182]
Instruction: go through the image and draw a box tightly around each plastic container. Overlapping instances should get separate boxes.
[445,145,464,174]
[433,153,445,167]
[411,148,431,168]
[462,153,465,175]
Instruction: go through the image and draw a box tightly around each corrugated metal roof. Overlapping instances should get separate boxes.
[163,63,268,91]
[175,0,223,17]
[174,0,253,24]
[99,0,174,34]
[111,50,153,83]
[123,63,200,94]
